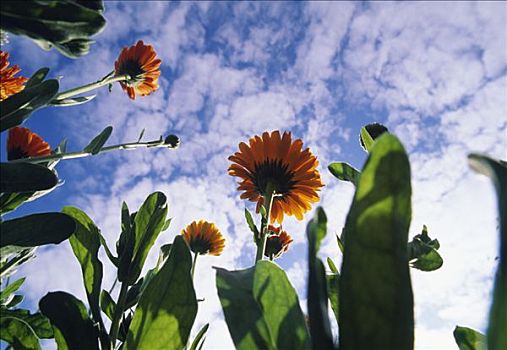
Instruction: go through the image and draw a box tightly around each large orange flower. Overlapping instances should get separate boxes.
[114,40,161,100]
[229,131,324,223]
[182,220,225,256]
[264,225,293,259]
[7,127,51,161]
[0,51,27,101]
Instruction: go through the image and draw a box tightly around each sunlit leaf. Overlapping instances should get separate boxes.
[39,292,99,350]
[468,154,507,350]
[83,126,113,155]
[339,134,414,350]
[245,208,259,242]
[453,326,487,350]
[0,308,53,349]
[125,236,197,349]
[0,277,25,303]
[328,162,360,186]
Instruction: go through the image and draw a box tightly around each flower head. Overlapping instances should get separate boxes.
[0,51,28,101]
[229,131,324,223]
[264,225,293,259]
[7,127,52,161]
[182,220,225,256]
[114,40,161,100]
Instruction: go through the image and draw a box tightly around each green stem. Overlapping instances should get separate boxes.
[8,138,177,164]
[110,282,129,348]
[255,183,275,262]
[191,252,198,279]
[52,72,129,101]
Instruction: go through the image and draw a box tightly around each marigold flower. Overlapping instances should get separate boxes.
[7,127,52,161]
[264,225,293,259]
[114,40,161,100]
[0,51,28,101]
[182,220,225,256]
[229,131,324,223]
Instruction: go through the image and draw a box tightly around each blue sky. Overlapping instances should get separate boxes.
[1,2,506,349]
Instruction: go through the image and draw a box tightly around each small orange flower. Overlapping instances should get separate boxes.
[229,131,324,224]
[0,51,28,101]
[7,127,52,161]
[114,40,161,100]
[264,225,293,259]
[182,220,225,256]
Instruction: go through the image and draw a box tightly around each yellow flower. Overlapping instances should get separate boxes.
[182,220,225,256]
[228,131,324,223]
[0,51,27,101]
[264,225,293,259]
[7,127,51,161]
[114,40,161,100]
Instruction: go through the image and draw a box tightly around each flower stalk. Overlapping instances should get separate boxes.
[110,281,129,348]
[191,252,198,279]
[52,71,130,101]
[255,182,275,262]
[8,136,179,164]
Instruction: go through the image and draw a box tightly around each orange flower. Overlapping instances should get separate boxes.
[182,220,225,256]
[7,127,51,161]
[114,40,161,100]
[229,131,324,224]
[0,51,27,101]
[264,225,293,259]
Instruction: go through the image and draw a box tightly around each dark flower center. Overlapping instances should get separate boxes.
[118,59,144,84]
[8,147,28,161]
[252,160,295,195]
[189,236,212,255]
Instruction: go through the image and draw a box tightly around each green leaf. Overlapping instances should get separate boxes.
[0,79,59,131]
[125,235,197,349]
[359,127,375,152]
[100,290,116,321]
[306,207,334,350]
[189,323,209,350]
[253,261,310,350]
[62,207,103,325]
[25,68,50,89]
[83,126,113,155]
[453,326,487,350]
[468,154,507,350]
[408,225,443,272]
[122,192,168,285]
[0,192,34,214]
[327,273,340,326]
[339,134,414,350]
[359,123,389,152]
[39,292,99,350]
[1,163,58,193]
[245,208,259,242]
[0,249,35,278]
[0,213,76,253]
[328,162,361,186]
[0,308,53,349]
[1,1,106,58]
[49,94,96,107]
[216,265,274,350]
[410,249,443,271]
[327,257,339,274]
[0,277,25,302]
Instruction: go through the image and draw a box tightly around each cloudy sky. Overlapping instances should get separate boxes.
[1,1,506,349]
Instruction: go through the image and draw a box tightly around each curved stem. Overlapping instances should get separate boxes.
[255,183,275,262]
[110,282,129,348]
[52,72,129,101]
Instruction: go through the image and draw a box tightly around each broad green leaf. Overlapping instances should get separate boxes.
[1,163,57,193]
[125,236,197,350]
[253,261,310,350]
[245,208,259,242]
[410,249,443,271]
[469,154,507,350]
[100,290,116,321]
[328,162,361,186]
[39,292,99,350]
[306,207,334,350]
[1,1,106,58]
[25,68,50,89]
[123,192,168,285]
[189,323,209,350]
[0,308,53,350]
[339,134,414,350]
[327,273,340,325]
[62,207,103,326]
[0,213,76,253]
[453,326,487,350]
[216,266,274,350]
[0,277,25,302]
[50,94,96,107]
[83,126,113,154]
[0,79,59,131]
